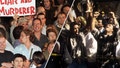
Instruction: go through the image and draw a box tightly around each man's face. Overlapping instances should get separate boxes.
[37,15,46,26]
[57,14,66,25]
[0,37,6,52]
[33,19,42,32]
[44,0,51,9]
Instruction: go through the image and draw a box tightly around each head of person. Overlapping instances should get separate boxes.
[0,28,6,53]
[32,18,42,33]
[12,54,26,68]
[57,12,66,25]
[93,11,100,18]
[43,0,52,10]
[70,22,80,35]
[96,17,103,29]
[61,4,70,14]
[37,13,46,26]
[20,29,34,44]
[36,5,46,15]
[13,26,24,40]
[47,42,54,53]
[18,17,28,30]
[105,23,114,33]
[46,28,58,42]
[32,51,46,67]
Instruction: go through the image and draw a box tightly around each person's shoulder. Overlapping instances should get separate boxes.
[14,44,25,50]
[4,50,14,55]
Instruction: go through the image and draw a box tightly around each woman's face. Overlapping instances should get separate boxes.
[13,57,24,68]
[20,31,28,44]
[73,25,79,34]
[48,32,57,42]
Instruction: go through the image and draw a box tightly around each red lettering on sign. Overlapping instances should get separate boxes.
[30,6,35,15]
[21,0,32,3]
[10,8,14,15]
[0,7,5,15]
[23,7,26,14]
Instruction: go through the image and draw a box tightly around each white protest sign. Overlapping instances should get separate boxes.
[0,0,36,16]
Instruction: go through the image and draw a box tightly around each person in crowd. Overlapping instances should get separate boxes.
[45,42,61,68]
[24,15,34,30]
[32,18,48,50]
[30,51,46,68]
[61,4,70,15]
[12,54,26,68]
[13,26,24,48]
[67,22,87,68]
[85,23,98,68]
[43,42,54,60]
[10,16,29,45]
[0,28,14,68]
[44,27,61,68]
[36,5,46,15]
[43,28,58,59]
[97,23,119,68]
[0,24,14,53]
[54,12,66,32]
[43,0,57,25]
[37,13,47,35]
[14,29,41,60]
[96,16,105,34]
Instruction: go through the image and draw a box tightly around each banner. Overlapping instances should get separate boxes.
[0,0,36,16]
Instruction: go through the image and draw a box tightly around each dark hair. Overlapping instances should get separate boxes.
[61,4,70,12]
[32,18,42,26]
[70,22,80,34]
[13,26,24,39]
[13,54,27,61]
[0,27,6,39]
[32,51,46,64]
[43,0,53,7]
[37,13,46,18]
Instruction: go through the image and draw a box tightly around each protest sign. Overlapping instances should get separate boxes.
[0,0,36,16]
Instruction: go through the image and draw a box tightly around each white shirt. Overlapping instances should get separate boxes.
[85,32,97,62]
[14,43,41,60]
